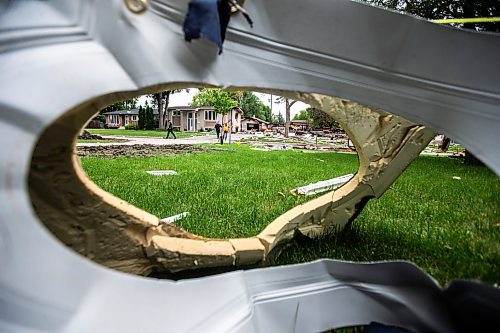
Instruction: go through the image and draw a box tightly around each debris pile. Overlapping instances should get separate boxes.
[78,130,106,140]
[241,130,356,152]
[77,144,210,158]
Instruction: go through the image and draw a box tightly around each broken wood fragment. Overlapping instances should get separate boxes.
[290,174,354,196]
[161,212,189,224]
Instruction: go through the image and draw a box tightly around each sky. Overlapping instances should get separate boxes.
[138,89,310,118]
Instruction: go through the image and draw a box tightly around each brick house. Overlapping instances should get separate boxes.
[103,106,243,132]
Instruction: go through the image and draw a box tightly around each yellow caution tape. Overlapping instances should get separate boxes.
[431,17,500,24]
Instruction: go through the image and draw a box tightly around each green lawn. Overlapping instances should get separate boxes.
[80,145,499,285]
[86,128,212,138]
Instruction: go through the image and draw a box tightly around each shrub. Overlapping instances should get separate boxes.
[125,124,139,130]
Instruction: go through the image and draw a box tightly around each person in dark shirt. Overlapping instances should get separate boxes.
[166,120,176,139]
[214,122,222,139]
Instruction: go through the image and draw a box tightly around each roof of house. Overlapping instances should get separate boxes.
[291,119,309,124]
[103,106,215,115]
[243,116,270,124]
[103,108,156,115]
[167,106,214,111]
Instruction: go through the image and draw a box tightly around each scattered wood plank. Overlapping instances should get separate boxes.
[146,170,178,176]
[290,174,354,196]
[161,212,189,224]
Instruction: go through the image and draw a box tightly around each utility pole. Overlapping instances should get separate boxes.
[270,94,273,119]
[229,108,233,144]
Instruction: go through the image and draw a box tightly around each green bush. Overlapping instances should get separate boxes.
[94,114,105,122]
[125,124,139,130]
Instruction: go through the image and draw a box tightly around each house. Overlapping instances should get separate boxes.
[241,116,270,132]
[169,106,242,132]
[103,109,146,128]
[168,106,218,131]
[290,119,310,131]
[103,106,243,132]
[223,107,243,132]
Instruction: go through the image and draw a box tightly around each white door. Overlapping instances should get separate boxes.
[187,112,193,131]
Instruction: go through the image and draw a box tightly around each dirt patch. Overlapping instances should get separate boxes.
[79,130,106,140]
[77,144,213,158]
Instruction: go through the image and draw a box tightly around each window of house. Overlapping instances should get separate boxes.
[205,110,217,121]
[131,115,138,121]
[109,115,119,124]
[173,110,181,116]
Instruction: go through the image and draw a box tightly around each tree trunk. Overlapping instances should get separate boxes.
[157,92,165,130]
[439,136,451,152]
[284,99,296,138]
[164,91,171,128]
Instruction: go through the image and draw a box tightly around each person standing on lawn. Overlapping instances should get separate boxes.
[215,122,222,139]
[223,122,229,141]
[166,120,176,139]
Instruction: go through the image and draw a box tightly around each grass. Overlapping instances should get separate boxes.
[86,128,212,138]
[81,145,357,238]
[274,156,500,286]
[80,146,499,286]
[425,143,465,153]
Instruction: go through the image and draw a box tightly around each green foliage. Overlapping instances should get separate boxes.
[125,124,139,130]
[100,98,138,114]
[239,91,269,120]
[190,88,237,114]
[363,0,500,32]
[272,113,285,125]
[293,109,313,122]
[138,105,145,130]
[307,107,340,129]
[92,114,105,122]
[144,105,155,130]
[261,105,272,122]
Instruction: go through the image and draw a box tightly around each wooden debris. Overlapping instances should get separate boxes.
[146,170,178,176]
[161,212,189,224]
[290,174,354,196]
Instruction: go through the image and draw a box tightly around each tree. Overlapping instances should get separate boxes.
[144,105,155,130]
[274,96,297,137]
[307,108,341,130]
[238,91,271,121]
[261,105,272,122]
[147,89,189,130]
[363,0,499,32]
[272,113,284,125]
[138,105,145,130]
[190,88,237,115]
[293,109,313,122]
[239,91,269,120]
[364,0,496,165]
[100,98,138,114]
